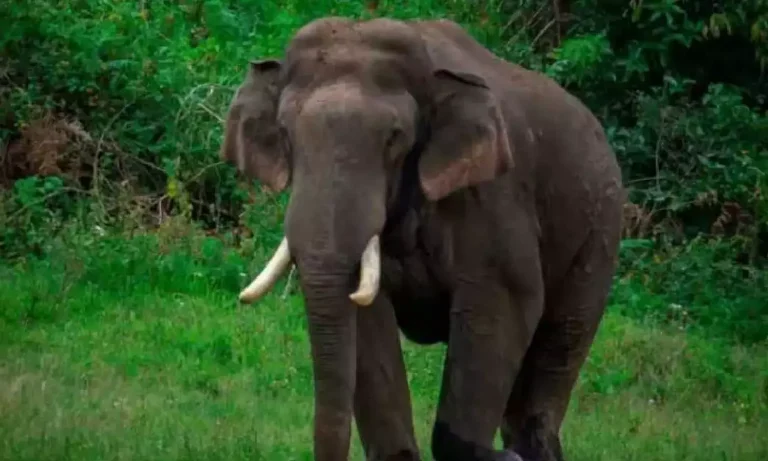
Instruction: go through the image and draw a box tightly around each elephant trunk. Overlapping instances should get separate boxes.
[237,232,382,458]
[300,267,359,460]
[238,125,387,456]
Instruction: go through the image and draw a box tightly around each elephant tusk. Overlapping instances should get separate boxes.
[239,237,292,304]
[349,235,381,306]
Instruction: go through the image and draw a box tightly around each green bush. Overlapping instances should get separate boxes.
[614,237,768,344]
[0,0,509,257]
[2,0,765,239]
[540,0,768,239]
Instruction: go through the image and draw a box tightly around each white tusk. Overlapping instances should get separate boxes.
[239,237,292,304]
[349,235,381,307]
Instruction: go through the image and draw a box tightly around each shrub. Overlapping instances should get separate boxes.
[615,237,768,344]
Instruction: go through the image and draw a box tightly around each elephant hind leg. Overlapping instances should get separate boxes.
[501,224,620,461]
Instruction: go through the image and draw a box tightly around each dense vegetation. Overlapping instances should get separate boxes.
[1,0,766,459]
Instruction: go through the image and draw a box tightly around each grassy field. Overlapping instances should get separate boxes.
[0,226,766,461]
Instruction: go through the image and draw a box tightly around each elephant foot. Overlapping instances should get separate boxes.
[492,449,525,461]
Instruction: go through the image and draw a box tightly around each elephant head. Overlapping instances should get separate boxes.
[220,17,513,459]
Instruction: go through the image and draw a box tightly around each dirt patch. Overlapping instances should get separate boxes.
[622,201,655,239]
[1,112,94,188]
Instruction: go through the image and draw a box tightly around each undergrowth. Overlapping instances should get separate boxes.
[616,237,768,345]
[1,0,766,251]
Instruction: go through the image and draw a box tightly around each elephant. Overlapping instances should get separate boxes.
[219,16,623,461]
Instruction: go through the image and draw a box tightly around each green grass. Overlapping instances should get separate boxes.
[1,228,767,461]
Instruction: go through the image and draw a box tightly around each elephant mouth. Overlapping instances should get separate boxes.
[238,234,381,307]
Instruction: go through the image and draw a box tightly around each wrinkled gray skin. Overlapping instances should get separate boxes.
[220,17,623,461]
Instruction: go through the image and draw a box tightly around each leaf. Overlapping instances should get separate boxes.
[621,239,655,250]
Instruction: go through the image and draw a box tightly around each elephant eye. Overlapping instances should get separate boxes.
[384,127,405,165]
[385,127,401,150]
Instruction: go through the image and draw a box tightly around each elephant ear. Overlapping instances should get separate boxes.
[220,59,290,192]
[418,69,513,201]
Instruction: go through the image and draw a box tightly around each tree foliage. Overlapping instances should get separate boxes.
[0,0,766,260]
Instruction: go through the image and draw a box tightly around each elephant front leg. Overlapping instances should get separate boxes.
[431,279,543,461]
[354,294,421,461]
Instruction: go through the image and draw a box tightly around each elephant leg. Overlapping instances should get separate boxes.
[431,280,544,461]
[500,227,620,461]
[353,294,421,461]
